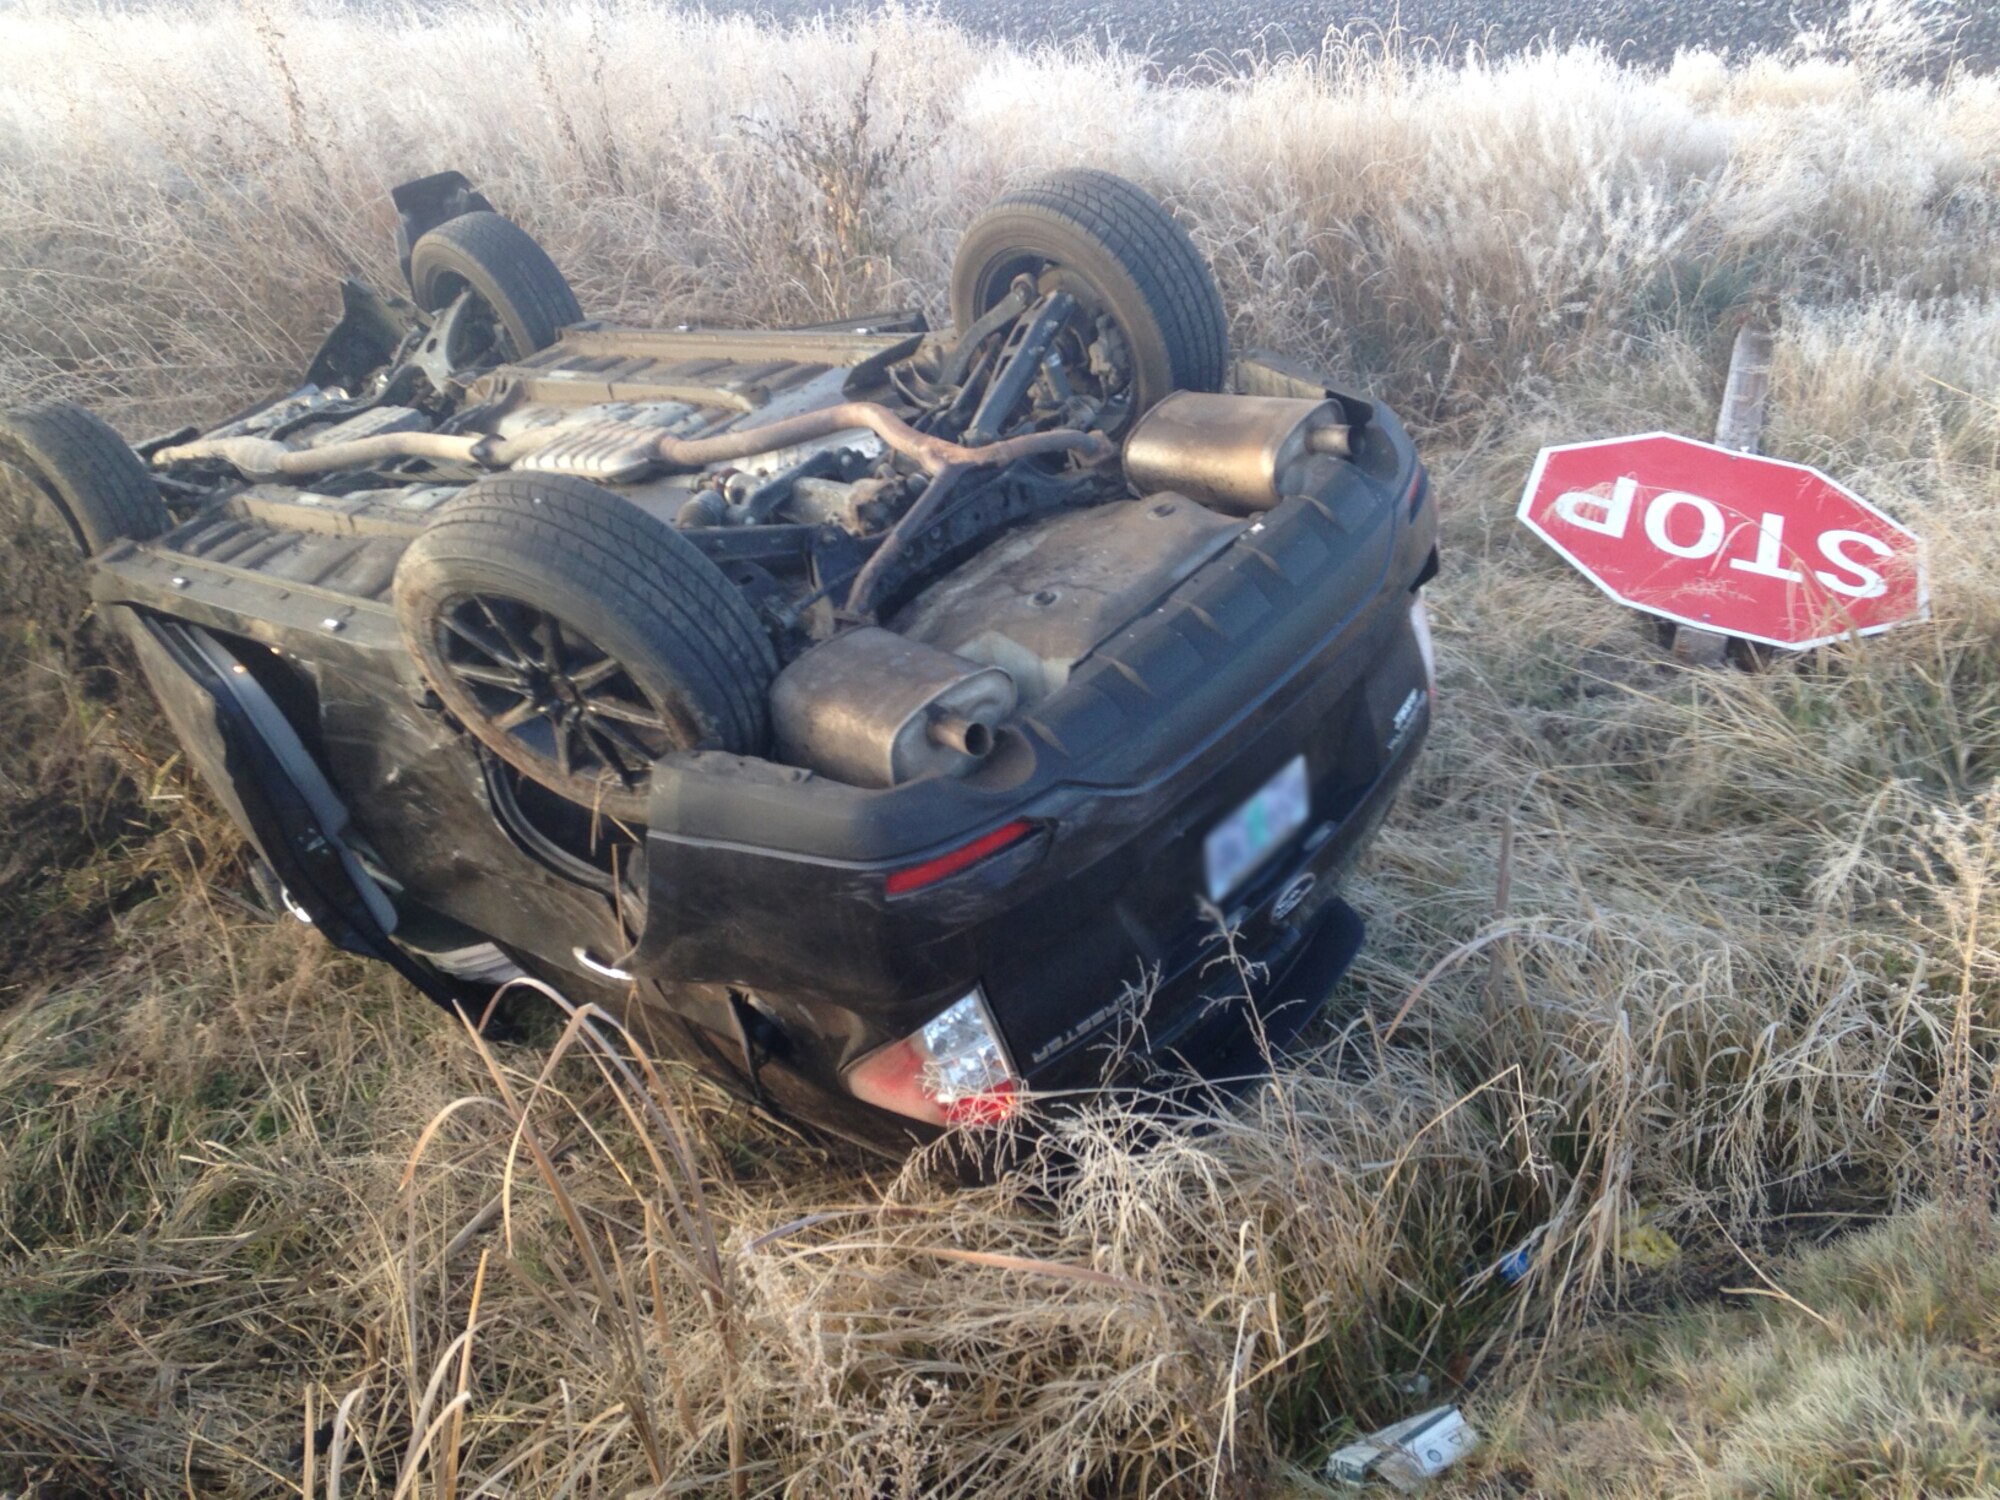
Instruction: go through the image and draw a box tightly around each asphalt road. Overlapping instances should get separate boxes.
[708,0,1992,73]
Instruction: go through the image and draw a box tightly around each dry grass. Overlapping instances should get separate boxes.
[1486,1204,2000,1497]
[2,1,1999,1495]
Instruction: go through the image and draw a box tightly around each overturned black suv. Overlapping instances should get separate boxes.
[2,170,1436,1151]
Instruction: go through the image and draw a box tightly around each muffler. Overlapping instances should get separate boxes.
[771,627,1017,788]
[1122,392,1350,515]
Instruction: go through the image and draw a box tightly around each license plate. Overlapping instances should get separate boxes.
[1204,755,1310,902]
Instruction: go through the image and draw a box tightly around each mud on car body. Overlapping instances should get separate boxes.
[1,169,1437,1153]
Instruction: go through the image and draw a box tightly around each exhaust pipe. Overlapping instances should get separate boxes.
[154,402,1115,483]
[770,627,1016,789]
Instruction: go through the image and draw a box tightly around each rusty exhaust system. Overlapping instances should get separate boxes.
[644,401,1113,476]
[152,402,1115,483]
[152,392,1351,516]
[148,430,499,480]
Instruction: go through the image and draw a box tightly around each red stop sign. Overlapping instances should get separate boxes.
[1517,432,1926,649]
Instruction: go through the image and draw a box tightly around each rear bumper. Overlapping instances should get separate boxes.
[1129,894,1368,1090]
[1017,731,1404,1095]
[638,399,1435,1093]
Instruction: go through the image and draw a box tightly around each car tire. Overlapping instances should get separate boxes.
[394,473,777,822]
[408,211,582,360]
[950,169,1228,429]
[0,400,169,555]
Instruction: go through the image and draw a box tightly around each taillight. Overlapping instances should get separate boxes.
[883,819,1032,896]
[846,988,1021,1126]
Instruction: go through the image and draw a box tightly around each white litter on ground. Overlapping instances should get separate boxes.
[1326,1405,1479,1491]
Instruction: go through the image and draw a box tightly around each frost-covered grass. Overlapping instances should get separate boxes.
[4,0,1996,432]
[2,3,1998,1495]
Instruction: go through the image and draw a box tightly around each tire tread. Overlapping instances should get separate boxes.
[0,400,168,553]
[955,168,1228,394]
[409,212,582,357]
[396,474,776,816]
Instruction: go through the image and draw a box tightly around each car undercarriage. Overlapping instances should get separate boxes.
[1,168,1438,1154]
